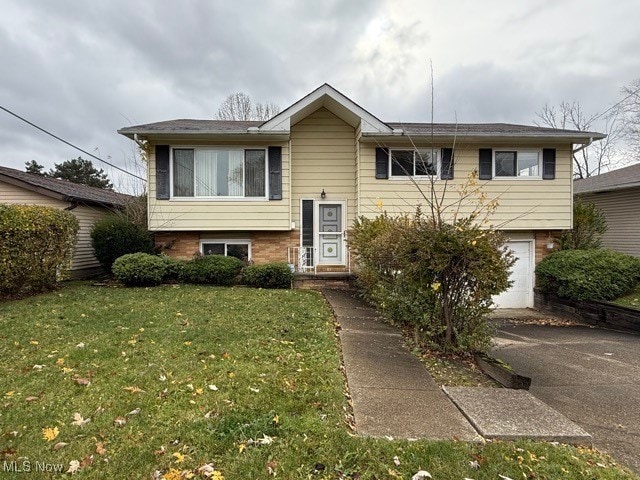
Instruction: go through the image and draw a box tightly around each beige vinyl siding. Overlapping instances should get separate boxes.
[0,180,109,272]
[147,140,290,231]
[290,108,357,227]
[0,181,68,208]
[579,188,640,256]
[358,141,573,230]
[70,205,109,270]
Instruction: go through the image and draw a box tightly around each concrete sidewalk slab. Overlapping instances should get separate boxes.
[323,289,480,441]
[444,387,592,445]
[350,387,481,440]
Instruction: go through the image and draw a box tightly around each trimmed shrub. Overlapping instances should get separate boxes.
[179,255,243,285]
[536,249,640,301]
[91,215,154,272]
[243,262,293,289]
[0,204,79,296]
[112,253,166,286]
[162,255,187,282]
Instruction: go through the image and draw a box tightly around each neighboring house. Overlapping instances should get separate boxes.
[118,84,604,307]
[0,166,132,278]
[574,162,640,257]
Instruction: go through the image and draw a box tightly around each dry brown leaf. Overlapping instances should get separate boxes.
[25,396,39,402]
[75,378,91,386]
[113,417,127,427]
[95,442,106,455]
[53,442,67,450]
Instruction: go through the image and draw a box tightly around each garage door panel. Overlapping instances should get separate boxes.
[493,241,533,308]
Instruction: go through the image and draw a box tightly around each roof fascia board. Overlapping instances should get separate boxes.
[575,183,640,195]
[259,84,392,134]
[360,132,601,144]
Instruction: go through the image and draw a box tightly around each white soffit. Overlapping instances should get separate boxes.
[259,84,392,134]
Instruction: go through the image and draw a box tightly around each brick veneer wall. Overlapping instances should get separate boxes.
[250,231,300,263]
[534,230,562,264]
[154,230,300,263]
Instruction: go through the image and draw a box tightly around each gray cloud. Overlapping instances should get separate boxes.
[0,0,638,191]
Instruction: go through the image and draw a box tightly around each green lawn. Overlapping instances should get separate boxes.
[0,284,636,479]
[613,285,640,309]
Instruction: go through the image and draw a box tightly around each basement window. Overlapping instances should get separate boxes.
[200,239,251,261]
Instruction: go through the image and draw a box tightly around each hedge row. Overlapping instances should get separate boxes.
[0,204,79,296]
[536,249,640,301]
[112,253,293,289]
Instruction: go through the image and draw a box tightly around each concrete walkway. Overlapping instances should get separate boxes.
[323,288,480,440]
[323,289,595,446]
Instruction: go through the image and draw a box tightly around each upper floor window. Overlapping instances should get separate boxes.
[173,148,266,198]
[390,149,438,177]
[494,150,540,178]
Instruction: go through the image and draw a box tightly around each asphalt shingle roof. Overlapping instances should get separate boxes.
[0,165,132,206]
[119,119,604,140]
[574,163,640,194]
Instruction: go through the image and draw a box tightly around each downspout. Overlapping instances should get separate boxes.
[133,133,146,150]
[64,202,78,211]
[572,137,593,155]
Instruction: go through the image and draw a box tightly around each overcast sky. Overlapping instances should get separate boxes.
[1,0,638,192]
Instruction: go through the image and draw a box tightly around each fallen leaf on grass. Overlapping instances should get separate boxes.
[25,396,39,402]
[113,417,127,427]
[74,377,91,387]
[53,442,67,450]
[95,442,106,455]
[67,460,80,474]
[76,342,85,348]
[72,413,90,427]
[123,386,145,394]
[127,408,141,416]
[266,460,277,476]
[172,452,186,464]
[412,471,432,480]
[208,385,218,391]
[32,365,44,370]
[393,455,400,466]
[498,475,514,480]
[42,427,59,441]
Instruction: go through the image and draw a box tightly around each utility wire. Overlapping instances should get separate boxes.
[592,85,640,121]
[0,104,146,182]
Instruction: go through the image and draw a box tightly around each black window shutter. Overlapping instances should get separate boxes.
[375,147,389,179]
[155,145,170,199]
[542,148,556,180]
[301,200,314,247]
[478,148,493,180]
[268,146,282,200]
[441,148,454,180]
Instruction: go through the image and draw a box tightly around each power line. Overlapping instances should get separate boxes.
[0,104,146,182]
[593,84,640,121]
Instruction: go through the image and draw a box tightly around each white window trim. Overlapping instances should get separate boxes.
[492,148,543,180]
[199,238,252,260]
[169,146,269,200]
[388,148,440,180]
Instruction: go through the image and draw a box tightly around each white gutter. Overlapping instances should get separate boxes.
[573,137,593,154]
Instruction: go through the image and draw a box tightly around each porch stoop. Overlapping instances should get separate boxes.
[293,272,355,290]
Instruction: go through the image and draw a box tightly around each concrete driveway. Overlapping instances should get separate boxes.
[492,320,640,473]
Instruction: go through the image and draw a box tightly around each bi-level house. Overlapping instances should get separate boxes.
[119,84,604,308]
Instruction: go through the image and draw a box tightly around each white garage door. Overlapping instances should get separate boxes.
[493,241,533,308]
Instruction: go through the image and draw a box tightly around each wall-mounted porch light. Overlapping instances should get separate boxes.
[320,189,326,199]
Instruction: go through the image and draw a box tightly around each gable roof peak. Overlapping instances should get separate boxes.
[259,83,392,134]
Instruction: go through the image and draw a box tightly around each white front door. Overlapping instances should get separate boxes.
[317,203,344,264]
[493,241,533,308]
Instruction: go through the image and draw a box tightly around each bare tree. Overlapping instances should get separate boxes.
[621,79,640,160]
[535,101,624,178]
[215,93,280,121]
